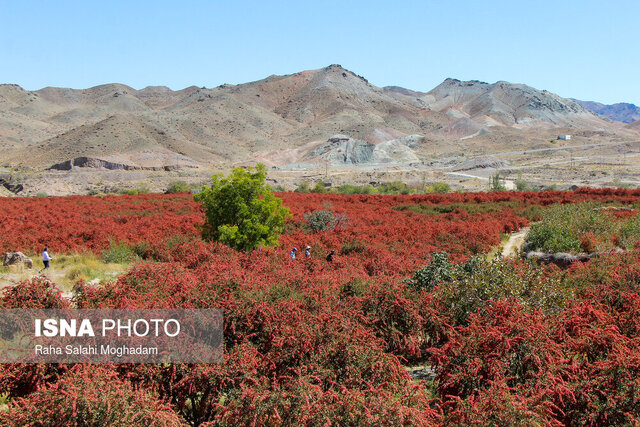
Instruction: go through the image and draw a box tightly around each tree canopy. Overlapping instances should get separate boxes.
[194,164,291,251]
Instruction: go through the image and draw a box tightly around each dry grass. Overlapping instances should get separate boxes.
[486,233,512,262]
[0,252,131,292]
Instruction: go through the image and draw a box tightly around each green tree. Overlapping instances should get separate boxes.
[489,172,507,192]
[194,164,291,251]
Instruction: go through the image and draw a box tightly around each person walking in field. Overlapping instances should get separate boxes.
[326,250,335,262]
[41,247,52,271]
[304,246,311,258]
[290,247,298,259]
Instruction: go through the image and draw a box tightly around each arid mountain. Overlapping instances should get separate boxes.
[627,120,640,129]
[409,79,602,128]
[574,99,640,124]
[0,65,629,172]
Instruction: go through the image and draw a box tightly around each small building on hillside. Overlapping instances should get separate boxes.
[328,134,351,143]
[557,135,571,140]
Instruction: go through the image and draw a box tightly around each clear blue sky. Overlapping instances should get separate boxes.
[1,0,638,104]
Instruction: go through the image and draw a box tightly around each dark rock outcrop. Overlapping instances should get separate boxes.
[525,251,598,268]
[0,178,23,194]
[47,157,195,172]
[453,155,509,171]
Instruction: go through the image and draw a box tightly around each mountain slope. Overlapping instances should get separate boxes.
[420,79,601,128]
[574,99,640,124]
[5,114,216,168]
[626,120,640,130]
[0,66,624,171]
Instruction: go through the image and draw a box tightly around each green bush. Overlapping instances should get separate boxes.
[526,223,581,253]
[377,181,413,195]
[294,182,310,193]
[335,184,377,194]
[407,254,571,326]
[425,182,451,194]
[340,278,369,298]
[120,184,151,196]
[406,252,454,292]
[525,203,613,253]
[269,184,286,192]
[515,175,533,192]
[136,183,151,194]
[166,180,191,193]
[311,182,327,193]
[436,257,570,326]
[618,214,640,249]
[102,241,136,263]
[194,163,291,251]
[304,206,347,232]
[131,242,150,259]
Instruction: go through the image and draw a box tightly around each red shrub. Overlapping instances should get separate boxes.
[0,365,184,426]
[1,276,69,309]
[2,189,640,424]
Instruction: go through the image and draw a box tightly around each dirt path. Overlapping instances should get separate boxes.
[502,226,530,258]
[0,269,63,289]
[446,172,516,190]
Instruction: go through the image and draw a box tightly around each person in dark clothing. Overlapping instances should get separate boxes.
[326,250,335,262]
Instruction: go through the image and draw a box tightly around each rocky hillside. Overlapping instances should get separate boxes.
[626,120,640,130]
[391,79,603,128]
[574,99,640,124]
[0,66,625,171]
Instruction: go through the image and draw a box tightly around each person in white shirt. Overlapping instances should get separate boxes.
[42,247,52,270]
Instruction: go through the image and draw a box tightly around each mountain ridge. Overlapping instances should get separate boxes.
[0,65,632,171]
[573,99,640,124]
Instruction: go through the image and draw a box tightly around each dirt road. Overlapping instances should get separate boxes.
[502,226,530,258]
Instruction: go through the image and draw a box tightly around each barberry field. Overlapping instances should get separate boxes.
[2,188,640,425]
